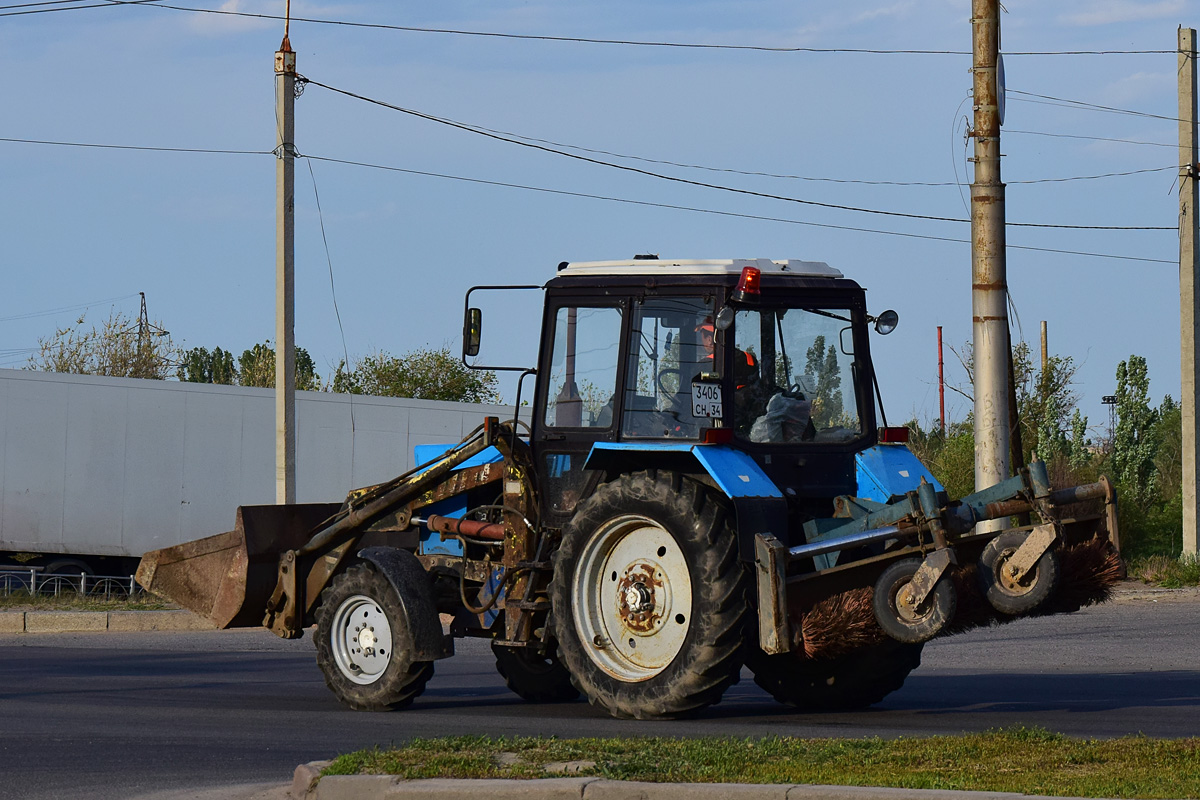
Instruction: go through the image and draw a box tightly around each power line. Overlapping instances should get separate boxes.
[37,2,1172,56]
[0,292,139,323]
[304,153,1175,264]
[0,130,1176,262]
[1005,128,1177,148]
[1009,89,1182,123]
[0,0,91,11]
[0,136,270,156]
[0,0,159,16]
[3,132,1176,193]
[302,78,1175,231]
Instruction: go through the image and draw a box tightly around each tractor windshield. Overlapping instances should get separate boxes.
[732,306,863,444]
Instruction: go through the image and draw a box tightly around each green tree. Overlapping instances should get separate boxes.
[1112,355,1159,506]
[238,341,320,391]
[27,310,174,380]
[333,346,500,403]
[804,335,843,427]
[177,346,237,384]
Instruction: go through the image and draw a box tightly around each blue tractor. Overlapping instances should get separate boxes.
[138,257,1121,719]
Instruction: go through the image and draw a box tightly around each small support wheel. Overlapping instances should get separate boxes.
[872,558,956,644]
[314,562,434,711]
[977,531,1060,616]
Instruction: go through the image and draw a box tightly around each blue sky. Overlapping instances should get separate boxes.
[0,0,1194,438]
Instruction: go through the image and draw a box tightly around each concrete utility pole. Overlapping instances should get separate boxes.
[275,18,297,505]
[970,0,1011,496]
[1040,321,1048,372]
[1180,27,1199,555]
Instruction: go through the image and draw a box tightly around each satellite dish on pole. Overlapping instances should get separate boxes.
[997,52,1006,126]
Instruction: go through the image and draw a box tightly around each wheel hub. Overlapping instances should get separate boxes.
[330,595,393,685]
[572,515,693,681]
[617,565,667,634]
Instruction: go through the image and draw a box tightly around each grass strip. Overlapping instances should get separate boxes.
[325,727,1200,798]
[0,590,172,612]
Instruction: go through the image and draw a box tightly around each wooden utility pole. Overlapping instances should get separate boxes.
[971,0,1011,498]
[1180,27,1199,555]
[275,15,297,505]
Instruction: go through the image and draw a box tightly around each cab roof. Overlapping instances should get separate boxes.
[556,258,843,279]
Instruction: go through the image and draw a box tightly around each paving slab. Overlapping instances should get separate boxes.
[312,776,597,800]
[588,780,791,799]
[108,610,215,632]
[24,610,106,633]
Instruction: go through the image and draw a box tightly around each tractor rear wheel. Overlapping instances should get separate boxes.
[493,642,579,703]
[748,639,924,711]
[314,562,434,711]
[551,470,750,719]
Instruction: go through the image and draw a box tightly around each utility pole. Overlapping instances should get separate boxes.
[1180,27,1199,555]
[938,326,946,433]
[1040,321,1048,372]
[970,0,1011,498]
[275,9,297,505]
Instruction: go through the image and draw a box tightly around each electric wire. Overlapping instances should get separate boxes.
[3,134,1169,189]
[17,1,1174,56]
[304,158,357,461]
[9,0,1171,56]
[0,292,139,323]
[1004,129,1177,148]
[0,0,158,16]
[1008,89,1183,123]
[303,153,1176,264]
[303,78,1174,230]
[0,137,270,156]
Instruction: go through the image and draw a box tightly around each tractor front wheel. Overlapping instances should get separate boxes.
[551,470,750,719]
[314,562,434,711]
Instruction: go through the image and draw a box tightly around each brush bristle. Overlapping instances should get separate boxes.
[795,537,1123,661]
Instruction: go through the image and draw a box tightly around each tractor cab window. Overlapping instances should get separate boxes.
[621,296,714,439]
[733,306,862,444]
[543,306,623,428]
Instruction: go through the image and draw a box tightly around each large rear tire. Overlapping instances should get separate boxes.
[493,642,580,703]
[314,562,434,711]
[551,470,750,719]
[748,639,924,711]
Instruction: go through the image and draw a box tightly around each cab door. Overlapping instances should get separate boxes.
[532,297,627,526]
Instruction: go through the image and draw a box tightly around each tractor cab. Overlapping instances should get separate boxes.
[513,258,892,535]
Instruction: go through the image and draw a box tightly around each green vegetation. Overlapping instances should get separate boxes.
[324,728,1200,798]
[1127,553,1200,588]
[907,344,1189,575]
[0,590,172,612]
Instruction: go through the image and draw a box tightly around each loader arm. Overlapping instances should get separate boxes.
[137,417,520,639]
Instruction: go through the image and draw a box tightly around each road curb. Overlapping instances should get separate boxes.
[298,771,1128,800]
[0,609,214,633]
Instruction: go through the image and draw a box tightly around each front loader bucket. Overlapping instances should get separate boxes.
[135,503,341,629]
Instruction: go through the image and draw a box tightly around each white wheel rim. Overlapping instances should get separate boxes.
[330,594,393,685]
[572,514,692,681]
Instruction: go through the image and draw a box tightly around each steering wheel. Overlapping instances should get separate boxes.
[656,368,689,413]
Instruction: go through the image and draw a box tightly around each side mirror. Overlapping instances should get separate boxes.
[463,307,482,357]
[873,309,899,336]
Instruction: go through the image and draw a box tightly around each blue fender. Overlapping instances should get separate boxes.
[584,442,782,499]
[855,443,943,502]
[584,443,785,560]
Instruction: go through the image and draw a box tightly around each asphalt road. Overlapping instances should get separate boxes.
[0,594,1197,800]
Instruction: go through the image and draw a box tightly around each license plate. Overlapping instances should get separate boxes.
[691,382,723,418]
